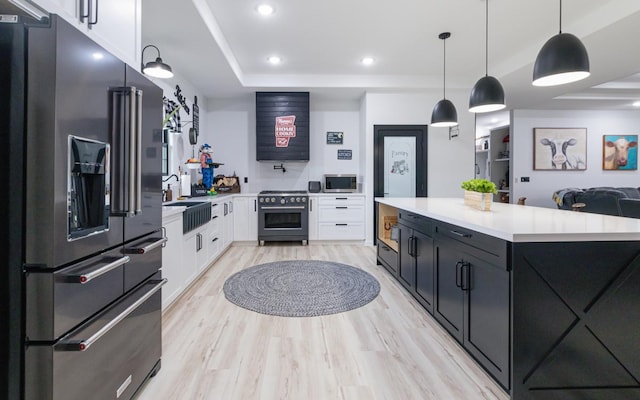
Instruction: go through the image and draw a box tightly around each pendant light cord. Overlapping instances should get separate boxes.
[559,0,563,33]
[485,0,489,76]
[443,38,446,99]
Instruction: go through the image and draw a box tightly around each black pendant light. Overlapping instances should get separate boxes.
[142,44,174,79]
[533,0,590,86]
[469,0,505,113]
[431,32,458,127]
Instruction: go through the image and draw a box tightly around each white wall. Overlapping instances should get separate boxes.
[363,90,476,244]
[205,96,361,193]
[512,109,640,208]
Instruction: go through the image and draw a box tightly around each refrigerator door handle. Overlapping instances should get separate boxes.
[127,87,137,217]
[65,255,131,284]
[135,89,143,214]
[56,279,167,352]
[124,237,167,254]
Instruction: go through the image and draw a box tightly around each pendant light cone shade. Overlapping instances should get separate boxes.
[469,76,505,113]
[431,32,458,127]
[532,32,589,86]
[142,45,174,79]
[431,99,458,127]
[469,0,505,113]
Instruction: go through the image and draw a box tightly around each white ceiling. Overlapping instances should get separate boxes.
[141,0,640,114]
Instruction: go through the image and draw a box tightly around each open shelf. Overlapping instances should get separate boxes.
[377,203,399,252]
[494,158,510,162]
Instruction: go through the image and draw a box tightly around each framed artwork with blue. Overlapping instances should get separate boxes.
[603,134,637,170]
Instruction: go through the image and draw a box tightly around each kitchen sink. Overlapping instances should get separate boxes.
[164,201,211,233]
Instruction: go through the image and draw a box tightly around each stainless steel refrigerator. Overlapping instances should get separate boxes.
[0,14,166,400]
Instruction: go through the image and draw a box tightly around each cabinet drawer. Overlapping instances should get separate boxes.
[318,196,364,207]
[398,210,433,234]
[435,221,508,267]
[210,201,223,217]
[318,205,364,222]
[318,223,364,240]
[377,241,398,273]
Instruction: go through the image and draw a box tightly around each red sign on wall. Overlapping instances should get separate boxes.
[275,115,296,147]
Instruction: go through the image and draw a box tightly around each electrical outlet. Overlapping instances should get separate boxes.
[521,177,530,182]
[244,177,248,183]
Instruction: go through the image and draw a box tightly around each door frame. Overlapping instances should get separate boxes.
[373,125,428,244]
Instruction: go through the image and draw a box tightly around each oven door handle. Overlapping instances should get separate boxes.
[56,279,167,352]
[124,237,168,254]
[260,206,306,210]
[66,256,131,284]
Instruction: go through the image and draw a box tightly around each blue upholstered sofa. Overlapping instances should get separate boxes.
[553,187,640,218]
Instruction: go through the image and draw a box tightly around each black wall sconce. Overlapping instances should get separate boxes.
[142,44,174,79]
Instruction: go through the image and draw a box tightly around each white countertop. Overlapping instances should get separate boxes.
[376,197,640,243]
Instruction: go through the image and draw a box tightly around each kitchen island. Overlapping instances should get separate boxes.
[376,197,640,400]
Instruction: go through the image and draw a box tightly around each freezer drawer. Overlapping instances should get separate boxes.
[26,247,127,341]
[25,276,165,400]
[123,232,166,292]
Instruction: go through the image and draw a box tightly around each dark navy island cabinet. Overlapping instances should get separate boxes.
[377,202,640,399]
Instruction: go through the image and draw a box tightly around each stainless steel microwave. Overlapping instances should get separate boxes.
[323,174,357,193]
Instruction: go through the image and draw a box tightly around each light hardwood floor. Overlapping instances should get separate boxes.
[136,243,509,400]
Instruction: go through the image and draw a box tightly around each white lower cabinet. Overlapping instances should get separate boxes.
[308,195,319,241]
[194,225,209,273]
[317,195,365,240]
[223,199,234,248]
[161,213,183,310]
[208,200,223,263]
[233,196,258,242]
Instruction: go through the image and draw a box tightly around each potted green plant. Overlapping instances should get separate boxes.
[461,178,497,211]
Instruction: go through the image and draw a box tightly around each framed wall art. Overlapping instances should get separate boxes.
[533,128,587,170]
[603,134,638,170]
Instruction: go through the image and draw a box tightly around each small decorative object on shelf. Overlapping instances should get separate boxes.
[461,178,498,211]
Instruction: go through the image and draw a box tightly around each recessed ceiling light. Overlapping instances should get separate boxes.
[268,56,281,64]
[361,57,374,66]
[257,4,274,16]
[92,52,104,60]
[633,101,640,107]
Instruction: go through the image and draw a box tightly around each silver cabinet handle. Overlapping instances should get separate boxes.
[125,237,167,254]
[260,206,305,210]
[56,279,166,352]
[450,230,472,238]
[66,256,130,284]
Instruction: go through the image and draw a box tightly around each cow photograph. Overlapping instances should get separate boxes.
[534,128,587,170]
[603,134,638,170]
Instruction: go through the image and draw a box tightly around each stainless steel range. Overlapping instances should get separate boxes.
[258,190,309,245]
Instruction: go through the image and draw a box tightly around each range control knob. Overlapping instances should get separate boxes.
[259,198,264,203]
[290,197,295,203]
[280,198,285,204]
[296,197,301,202]
[271,197,275,203]
[302,198,306,203]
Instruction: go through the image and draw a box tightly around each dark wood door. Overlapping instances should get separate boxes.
[434,236,464,343]
[415,229,435,314]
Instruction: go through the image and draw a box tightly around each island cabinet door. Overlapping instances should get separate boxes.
[414,230,435,314]
[460,247,510,390]
[434,237,464,343]
[397,223,416,290]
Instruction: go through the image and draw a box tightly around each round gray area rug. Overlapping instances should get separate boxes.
[223,260,380,317]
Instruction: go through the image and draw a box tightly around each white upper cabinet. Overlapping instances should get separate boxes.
[21,0,141,68]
